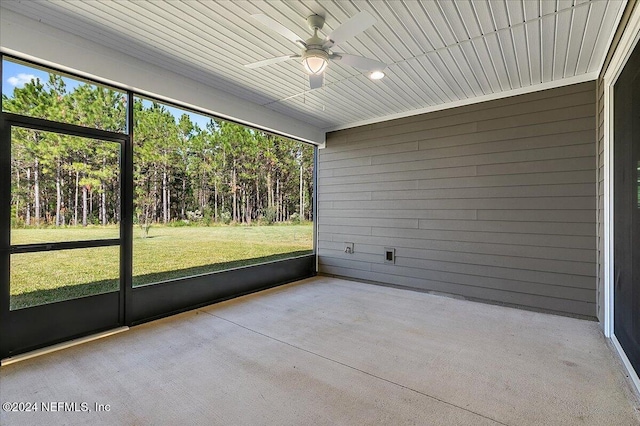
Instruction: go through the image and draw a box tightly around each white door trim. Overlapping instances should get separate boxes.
[602,0,640,394]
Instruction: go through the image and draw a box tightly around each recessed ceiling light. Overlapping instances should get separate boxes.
[369,71,385,80]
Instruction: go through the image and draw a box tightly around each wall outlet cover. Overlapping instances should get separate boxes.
[384,247,395,263]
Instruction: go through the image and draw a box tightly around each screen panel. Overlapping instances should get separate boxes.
[10,245,120,310]
[10,127,121,245]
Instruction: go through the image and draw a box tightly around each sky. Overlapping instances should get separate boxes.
[2,59,212,129]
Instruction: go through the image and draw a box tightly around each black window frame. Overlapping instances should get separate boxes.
[0,54,317,358]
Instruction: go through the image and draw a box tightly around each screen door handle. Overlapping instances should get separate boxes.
[615,269,621,289]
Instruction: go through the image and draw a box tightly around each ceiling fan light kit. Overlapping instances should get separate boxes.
[246,11,387,89]
[302,49,329,75]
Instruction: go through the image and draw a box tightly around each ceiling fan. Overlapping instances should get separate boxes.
[245,11,387,89]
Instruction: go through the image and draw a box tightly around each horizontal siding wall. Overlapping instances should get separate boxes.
[318,82,597,318]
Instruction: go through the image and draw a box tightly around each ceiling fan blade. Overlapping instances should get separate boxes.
[245,55,299,69]
[332,54,386,72]
[251,14,306,46]
[324,10,376,47]
[309,74,323,90]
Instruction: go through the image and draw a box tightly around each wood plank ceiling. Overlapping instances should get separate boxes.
[0,0,626,130]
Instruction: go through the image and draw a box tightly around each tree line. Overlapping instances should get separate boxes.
[3,72,314,231]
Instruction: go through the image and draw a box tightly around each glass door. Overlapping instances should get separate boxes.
[613,39,640,376]
[0,115,127,358]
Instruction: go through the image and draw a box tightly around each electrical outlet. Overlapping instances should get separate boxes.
[344,242,354,254]
[384,247,395,264]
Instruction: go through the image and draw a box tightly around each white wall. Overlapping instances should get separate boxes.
[0,8,325,146]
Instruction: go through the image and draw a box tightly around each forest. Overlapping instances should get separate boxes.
[3,72,315,235]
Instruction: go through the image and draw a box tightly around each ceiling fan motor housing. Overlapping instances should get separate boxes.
[307,14,325,31]
[301,15,329,75]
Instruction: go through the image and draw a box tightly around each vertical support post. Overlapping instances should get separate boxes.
[122,91,134,325]
[0,55,12,356]
[313,144,318,273]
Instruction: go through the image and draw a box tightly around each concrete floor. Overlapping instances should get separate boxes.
[1,276,638,425]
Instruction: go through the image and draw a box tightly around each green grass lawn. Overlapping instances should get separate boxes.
[10,224,313,309]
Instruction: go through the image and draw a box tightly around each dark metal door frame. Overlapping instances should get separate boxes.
[0,113,130,358]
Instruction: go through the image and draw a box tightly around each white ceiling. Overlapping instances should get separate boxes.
[0,0,626,131]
